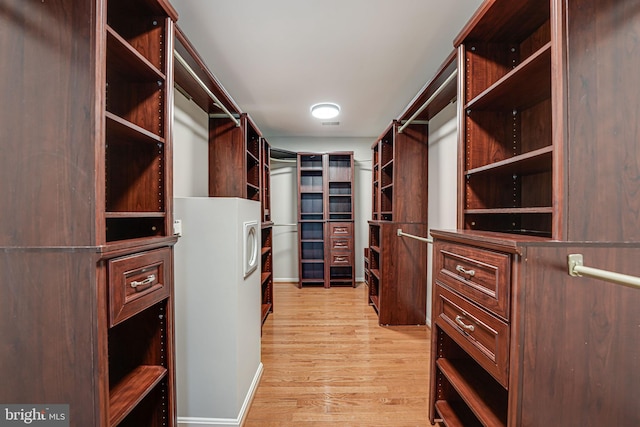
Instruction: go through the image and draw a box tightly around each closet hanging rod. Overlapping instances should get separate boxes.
[273,223,297,227]
[398,69,457,134]
[567,254,640,290]
[396,228,433,244]
[174,50,241,127]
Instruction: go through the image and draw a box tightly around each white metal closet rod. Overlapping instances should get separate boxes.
[567,254,640,290]
[398,69,458,134]
[273,223,297,227]
[396,228,433,244]
[174,50,241,127]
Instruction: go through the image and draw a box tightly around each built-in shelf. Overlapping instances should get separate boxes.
[109,365,167,426]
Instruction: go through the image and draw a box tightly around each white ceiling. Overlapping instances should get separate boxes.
[170,0,484,139]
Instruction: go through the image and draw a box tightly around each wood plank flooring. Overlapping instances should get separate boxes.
[244,282,437,426]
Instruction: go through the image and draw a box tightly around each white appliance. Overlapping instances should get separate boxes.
[173,197,262,425]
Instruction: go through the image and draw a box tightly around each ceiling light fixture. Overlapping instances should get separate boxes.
[310,102,341,119]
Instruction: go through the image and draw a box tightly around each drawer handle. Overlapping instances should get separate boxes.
[454,315,475,333]
[455,265,476,277]
[335,256,347,262]
[131,274,156,290]
[335,242,347,247]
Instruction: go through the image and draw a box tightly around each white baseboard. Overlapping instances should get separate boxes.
[177,362,263,427]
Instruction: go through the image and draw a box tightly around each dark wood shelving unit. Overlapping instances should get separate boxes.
[367,52,457,325]
[1,0,179,425]
[297,152,355,288]
[429,1,640,426]
[261,223,273,323]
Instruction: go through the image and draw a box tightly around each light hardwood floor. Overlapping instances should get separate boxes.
[244,282,437,427]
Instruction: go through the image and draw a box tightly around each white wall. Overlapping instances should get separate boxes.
[174,91,209,197]
[267,137,373,283]
[426,101,458,325]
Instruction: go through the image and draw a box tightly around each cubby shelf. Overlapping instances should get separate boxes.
[109,365,167,426]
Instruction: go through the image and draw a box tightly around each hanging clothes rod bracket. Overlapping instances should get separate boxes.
[396,228,433,244]
[398,69,458,134]
[567,254,640,290]
[174,50,241,127]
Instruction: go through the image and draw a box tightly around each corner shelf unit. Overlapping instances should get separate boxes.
[297,152,355,288]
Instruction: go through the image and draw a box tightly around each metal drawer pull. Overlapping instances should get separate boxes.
[131,274,156,289]
[456,265,476,277]
[455,315,475,332]
[335,256,347,262]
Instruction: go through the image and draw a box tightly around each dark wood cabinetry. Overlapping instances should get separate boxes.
[260,139,274,322]
[367,54,456,325]
[1,0,178,425]
[429,0,640,425]
[297,152,355,288]
[368,222,428,325]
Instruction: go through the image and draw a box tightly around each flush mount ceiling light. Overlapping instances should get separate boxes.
[310,102,341,119]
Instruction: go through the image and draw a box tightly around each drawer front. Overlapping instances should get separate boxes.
[329,253,352,266]
[108,247,171,327]
[435,284,509,387]
[435,241,511,319]
[330,237,352,252]
[327,222,353,236]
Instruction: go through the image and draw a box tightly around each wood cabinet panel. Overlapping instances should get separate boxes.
[513,245,640,426]
[368,222,427,325]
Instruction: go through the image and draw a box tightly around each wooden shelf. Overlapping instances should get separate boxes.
[369,295,379,311]
[261,303,272,323]
[106,26,165,81]
[261,272,271,286]
[105,211,166,218]
[109,365,167,426]
[436,358,507,427]
[464,207,553,215]
[434,400,482,427]
[466,43,551,111]
[465,146,552,177]
[106,112,165,145]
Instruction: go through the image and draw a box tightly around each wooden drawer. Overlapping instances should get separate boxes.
[434,284,509,388]
[435,241,511,319]
[329,253,352,266]
[327,222,352,236]
[108,247,171,327]
[330,237,352,252]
